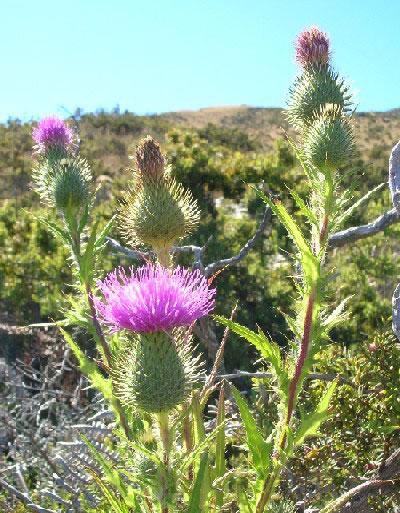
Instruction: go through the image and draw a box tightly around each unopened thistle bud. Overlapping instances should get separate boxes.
[296,26,330,68]
[303,107,354,172]
[32,157,92,212]
[94,264,215,413]
[134,136,166,181]
[53,158,92,212]
[287,67,353,131]
[119,136,199,260]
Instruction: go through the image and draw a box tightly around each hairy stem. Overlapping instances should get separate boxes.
[158,411,171,513]
[256,173,334,513]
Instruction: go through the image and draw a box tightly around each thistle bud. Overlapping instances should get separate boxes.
[303,110,354,172]
[121,179,199,251]
[287,67,352,131]
[53,159,91,211]
[33,156,92,211]
[135,136,166,181]
[113,331,194,413]
[296,26,330,68]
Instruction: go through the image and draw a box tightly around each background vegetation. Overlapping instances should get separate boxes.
[1,106,399,510]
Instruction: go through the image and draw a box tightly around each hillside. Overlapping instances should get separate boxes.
[2,106,400,205]
[159,105,400,154]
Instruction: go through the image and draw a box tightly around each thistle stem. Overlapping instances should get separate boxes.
[155,246,172,268]
[158,411,171,513]
[256,173,334,513]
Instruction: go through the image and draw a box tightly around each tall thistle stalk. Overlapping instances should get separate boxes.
[217,26,355,512]
[31,125,220,512]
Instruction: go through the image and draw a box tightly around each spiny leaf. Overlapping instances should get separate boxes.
[178,422,224,472]
[336,182,385,227]
[60,328,112,399]
[215,386,226,509]
[80,221,99,283]
[289,188,318,226]
[213,317,283,381]
[294,380,337,447]
[231,385,272,477]
[254,188,319,286]
[95,215,116,251]
[30,211,71,245]
[187,452,209,513]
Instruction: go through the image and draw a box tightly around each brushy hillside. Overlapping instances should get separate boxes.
[3,105,400,202]
[1,106,400,367]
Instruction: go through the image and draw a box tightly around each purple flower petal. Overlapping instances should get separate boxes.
[94,264,216,333]
[296,27,329,68]
[32,116,73,150]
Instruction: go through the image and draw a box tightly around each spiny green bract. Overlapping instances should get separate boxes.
[287,65,352,131]
[118,176,200,250]
[32,156,92,211]
[303,115,354,172]
[112,330,203,413]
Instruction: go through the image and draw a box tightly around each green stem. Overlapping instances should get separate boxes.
[65,217,132,440]
[158,411,171,513]
[256,172,335,513]
[155,245,172,268]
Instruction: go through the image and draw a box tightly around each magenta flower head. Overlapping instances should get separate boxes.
[94,264,216,333]
[32,116,73,152]
[295,26,330,68]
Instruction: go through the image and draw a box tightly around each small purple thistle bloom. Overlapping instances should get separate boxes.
[94,264,216,333]
[32,116,73,151]
[296,26,330,68]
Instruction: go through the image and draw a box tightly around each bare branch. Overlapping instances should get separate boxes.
[0,478,57,513]
[106,207,271,278]
[389,140,400,213]
[200,303,238,402]
[320,448,400,513]
[329,207,400,248]
[216,370,381,393]
[204,206,272,277]
[106,237,153,261]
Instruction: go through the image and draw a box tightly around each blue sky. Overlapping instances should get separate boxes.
[2,0,400,121]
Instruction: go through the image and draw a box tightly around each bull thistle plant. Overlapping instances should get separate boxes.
[28,27,369,513]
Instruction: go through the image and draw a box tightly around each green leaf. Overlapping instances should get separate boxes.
[337,182,385,227]
[318,296,353,340]
[83,435,127,494]
[179,422,224,473]
[95,215,115,251]
[80,221,99,284]
[85,467,132,513]
[187,452,209,513]
[254,188,319,287]
[30,212,71,245]
[60,328,112,400]
[213,317,284,383]
[289,188,318,226]
[294,380,337,447]
[215,386,226,508]
[78,202,90,234]
[231,385,272,477]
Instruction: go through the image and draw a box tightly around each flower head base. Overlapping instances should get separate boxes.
[296,26,330,68]
[32,116,73,154]
[94,264,216,333]
[134,136,166,181]
[119,177,200,253]
[112,330,203,413]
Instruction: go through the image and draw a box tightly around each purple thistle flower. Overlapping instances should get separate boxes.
[32,116,73,151]
[296,26,330,68]
[94,264,216,333]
